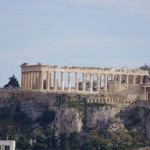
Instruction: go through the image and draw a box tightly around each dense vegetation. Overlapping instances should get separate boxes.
[0,107,57,150]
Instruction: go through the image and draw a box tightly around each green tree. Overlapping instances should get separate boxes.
[68,132,79,149]
[37,110,56,127]
[3,75,20,88]
[17,136,31,150]
[59,133,71,150]
[44,128,57,149]
[32,142,48,150]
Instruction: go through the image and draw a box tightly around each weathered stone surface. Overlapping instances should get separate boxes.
[1,89,150,137]
[55,107,82,134]
[86,105,122,129]
[0,89,83,134]
[107,118,125,132]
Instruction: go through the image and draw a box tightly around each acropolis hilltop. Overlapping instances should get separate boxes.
[20,63,150,101]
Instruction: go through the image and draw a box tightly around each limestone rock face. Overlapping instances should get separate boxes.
[86,105,122,129]
[1,89,150,138]
[0,98,50,120]
[0,90,83,134]
[107,118,125,132]
[55,108,83,134]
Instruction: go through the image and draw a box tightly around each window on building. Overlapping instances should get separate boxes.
[5,146,10,150]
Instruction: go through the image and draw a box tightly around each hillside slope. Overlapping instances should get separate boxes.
[0,90,150,149]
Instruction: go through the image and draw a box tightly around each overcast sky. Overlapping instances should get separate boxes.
[0,0,150,87]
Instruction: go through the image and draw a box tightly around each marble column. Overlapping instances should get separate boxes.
[22,72,25,90]
[24,72,26,90]
[40,71,44,90]
[68,72,71,91]
[32,71,34,89]
[111,74,114,81]
[133,75,136,84]
[61,72,64,91]
[144,87,147,100]
[54,71,57,91]
[140,76,143,84]
[29,71,33,90]
[28,72,31,90]
[104,74,107,92]
[26,72,28,90]
[49,72,52,89]
[35,71,38,90]
[23,72,26,90]
[96,74,101,92]
[27,72,30,90]
[32,72,34,89]
[75,72,78,91]
[89,73,93,92]
[33,71,36,90]
[126,75,129,84]
[147,92,149,100]
[118,75,122,84]
[21,72,24,90]
[82,73,86,92]
[37,71,41,90]
[46,71,50,90]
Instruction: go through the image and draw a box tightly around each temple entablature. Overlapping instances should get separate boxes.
[21,63,149,76]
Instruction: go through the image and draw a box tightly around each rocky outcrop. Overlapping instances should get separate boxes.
[86,104,121,128]
[0,90,83,134]
[1,89,150,139]
[55,107,82,134]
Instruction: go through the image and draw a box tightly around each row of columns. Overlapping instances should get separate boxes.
[21,71,144,92]
[22,71,38,90]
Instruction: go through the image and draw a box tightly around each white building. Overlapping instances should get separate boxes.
[0,140,15,150]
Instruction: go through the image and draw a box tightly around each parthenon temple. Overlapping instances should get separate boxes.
[21,63,150,99]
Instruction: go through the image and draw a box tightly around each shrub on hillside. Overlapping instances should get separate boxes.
[37,110,56,126]
[0,108,11,120]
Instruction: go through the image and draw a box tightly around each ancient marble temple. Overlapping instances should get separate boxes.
[21,63,149,95]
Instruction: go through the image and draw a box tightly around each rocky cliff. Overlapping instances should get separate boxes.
[1,89,150,149]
